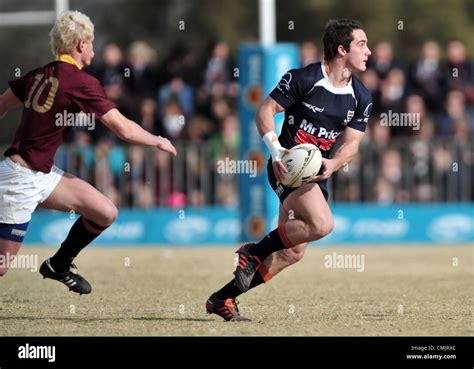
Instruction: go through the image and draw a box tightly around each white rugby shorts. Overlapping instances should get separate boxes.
[0,157,63,224]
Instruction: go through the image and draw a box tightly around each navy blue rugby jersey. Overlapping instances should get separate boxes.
[269,61,372,158]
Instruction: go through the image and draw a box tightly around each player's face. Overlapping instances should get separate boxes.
[81,36,95,67]
[346,29,371,72]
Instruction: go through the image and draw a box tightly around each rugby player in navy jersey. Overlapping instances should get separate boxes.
[0,11,176,294]
[207,19,373,321]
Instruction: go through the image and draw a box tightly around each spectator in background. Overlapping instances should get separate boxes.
[369,41,399,80]
[91,43,133,142]
[157,42,201,88]
[375,149,407,203]
[215,180,238,207]
[209,97,231,130]
[443,40,474,103]
[184,116,214,206]
[210,113,240,163]
[299,41,319,67]
[125,145,152,207]
[94,42,128,89]
[403,93,433,137]
[186,115,213,142]
[377,68,406,114]
[438,89,474,137]
[91,81,132,142]
[137,98,158,134]
[71,130,95,178]
[153,148,173,206]
[158,98,186,139]
[374,177,396,204]
[430,128,453,201]
[410,112,437,201]
[370,118,391,149]
[93,136,122,206]
[210,114,240,207]
[358,118,391,201]
[126,41,157,99]
[204,41,234,92]
[359,68,380,108]
[381,149,403,186]
[408,40,444,112]
[157,76,194,117]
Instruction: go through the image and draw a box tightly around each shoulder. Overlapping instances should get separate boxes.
[69,68,105,95]
[55,62,101,87]
[76,69,102,88]
[351,75,373,121]
[277,62,321,95]
[351,74,372,104]
[290,62,321,84]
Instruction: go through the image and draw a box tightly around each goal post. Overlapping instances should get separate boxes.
[0,0,69,27]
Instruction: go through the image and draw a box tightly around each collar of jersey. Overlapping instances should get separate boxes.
[321,61,352,90]
[58,54,83,70]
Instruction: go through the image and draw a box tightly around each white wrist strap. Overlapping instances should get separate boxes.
[263,131,283,162]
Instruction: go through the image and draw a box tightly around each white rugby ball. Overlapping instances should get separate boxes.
[280,144,322,188]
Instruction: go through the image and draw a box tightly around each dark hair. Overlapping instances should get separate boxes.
[323,19,363,61]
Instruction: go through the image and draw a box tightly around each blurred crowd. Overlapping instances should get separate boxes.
[58,38,474,206]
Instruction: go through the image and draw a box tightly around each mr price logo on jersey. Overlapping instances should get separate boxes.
[295,119,341,151]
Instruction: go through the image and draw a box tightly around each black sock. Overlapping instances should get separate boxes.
[247,271,265,290]
[50,217,109,272]
[215,272,266,300]
[215,279,241,300]
[248,228,288,261]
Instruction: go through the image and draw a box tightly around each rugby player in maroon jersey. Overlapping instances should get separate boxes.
[0,11,176,294]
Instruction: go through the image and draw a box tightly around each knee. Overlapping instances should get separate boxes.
[308,218,334,241]
[98,201,119,227]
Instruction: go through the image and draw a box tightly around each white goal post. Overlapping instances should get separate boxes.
[0,0,69,27]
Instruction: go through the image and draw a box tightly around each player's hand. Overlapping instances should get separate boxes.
[156,136,177,156]
[272,148,290,182]
[311,158,337,182]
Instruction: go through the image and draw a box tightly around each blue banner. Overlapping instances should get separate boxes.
[238,43,299,241]
[319,204,474,244]
[24,204,473,245]
[26,208,240,246]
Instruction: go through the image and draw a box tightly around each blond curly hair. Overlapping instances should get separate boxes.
[50,11,94,57]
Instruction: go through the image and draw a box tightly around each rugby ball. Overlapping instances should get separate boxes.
[280,144,322,188]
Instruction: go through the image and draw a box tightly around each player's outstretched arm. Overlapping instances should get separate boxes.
[0,88,22,119]
[100,108,177,155]
[256,97,290,182]
[312,126,365,182]
[256,96,285,137]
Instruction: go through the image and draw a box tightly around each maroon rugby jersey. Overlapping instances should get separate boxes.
[5,58,117,173]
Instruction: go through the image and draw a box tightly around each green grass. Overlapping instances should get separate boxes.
[0,245,472,336]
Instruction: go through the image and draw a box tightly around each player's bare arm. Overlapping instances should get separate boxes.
[0,88,22,119]
[312,126,365,182]
[100,108,177,155]
[256,96,290,182]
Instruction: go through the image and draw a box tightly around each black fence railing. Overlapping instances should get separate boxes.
[1,135,472,207]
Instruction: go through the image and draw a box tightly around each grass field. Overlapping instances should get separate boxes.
[0,245,472,336]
